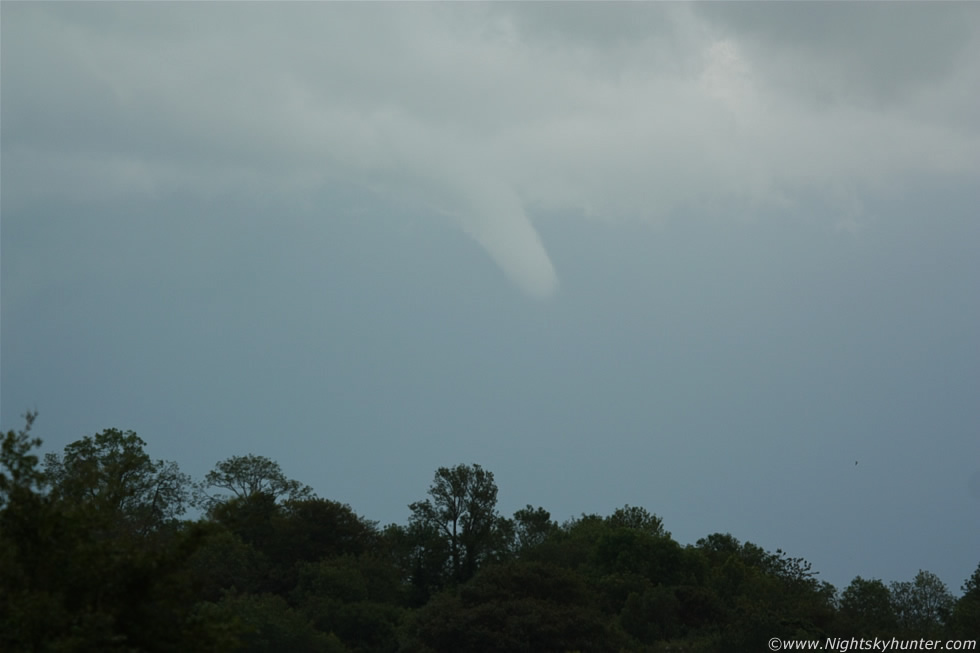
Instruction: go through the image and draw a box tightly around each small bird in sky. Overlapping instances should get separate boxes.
[855,461,859,466]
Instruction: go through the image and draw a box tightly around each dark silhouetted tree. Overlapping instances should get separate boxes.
[43,428,193,538]
[409,463,500,584]
[0,411,43,509]
[949,562,980,637]
[201,454,313,512]
[890,570,954,636]
[839,576,897,635]
[403,561,626,653]
[512,505,557,555]
[2,421,227,652]
[606,504,668,538]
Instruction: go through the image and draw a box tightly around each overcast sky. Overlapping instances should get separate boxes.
[2,2,978,595]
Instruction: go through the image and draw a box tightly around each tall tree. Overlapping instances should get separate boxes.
[0,411,43,510]
[409,463,500,583]
[962,562,980,601]
[383,520,451,606]
[43,428,193,537]
[949,562,980,637]
[2,421,228,652]
[512,505,557,554]
[890,570,955,636]
[201,454,314,510]
[839,576,897,635]
[606,504,668,538]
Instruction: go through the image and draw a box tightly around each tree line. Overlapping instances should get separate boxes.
[1,415,977,652]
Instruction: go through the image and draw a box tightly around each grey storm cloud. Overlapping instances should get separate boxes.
[3,2,978,296]
[3,1,980,596]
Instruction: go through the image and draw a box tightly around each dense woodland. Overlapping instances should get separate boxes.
[2,414,977,652]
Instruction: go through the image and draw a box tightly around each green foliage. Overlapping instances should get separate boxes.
[209,492,282,557]
[696,532,743,557]
[197,591,344,653]
[688,533,837,647]
[295,556,406,651]
[673,584,727,634]
[3,424,967,652]
[278,497,380,561]
[606,504,669,538]
[384,520,452,606]
[1,497,230,651]
[595,529,686,585]
[204,494,383,597]
[961,561,980,601]
[403,561,626,653]
[621,585,681,643]
[1,422,231,651]
[512,504,557,554]
[537,513,610,571]
[839,576,897,635]
[186,523,268,600]
[890,570,955,636]
[949,562,980,637]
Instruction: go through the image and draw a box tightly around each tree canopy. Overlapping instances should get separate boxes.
[201,453,314,509]
[43,427,193,536]
[2,415,977,652]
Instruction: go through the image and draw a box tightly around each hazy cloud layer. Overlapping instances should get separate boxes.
[4,3,978,295]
